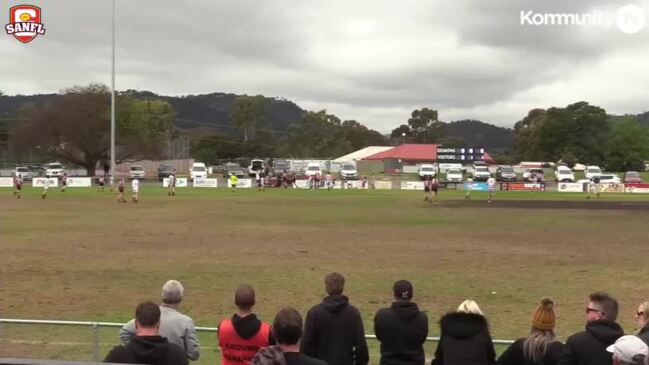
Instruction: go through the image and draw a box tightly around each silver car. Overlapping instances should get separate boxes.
[13,166,34,180]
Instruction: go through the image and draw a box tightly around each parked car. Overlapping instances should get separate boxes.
[340,162,358,180]
[305,162,323,178]
[44,162,65,177]
[472,165,491,181]
[223,162,245,178]
[554,166,575,182]
[597,174,621,184]
[496,166,517,182]
[271,160,291,175]
[445,169,463,183]
[584,165,602,180]
[13,166,34,180]
[190,162,208,180]
[248,159,265,177]
[157,164,176,180]
[418,164,437,180]
[28,165,46,176]
[523,168,545,182]
[129,165,146,178]
[624,171,642,184]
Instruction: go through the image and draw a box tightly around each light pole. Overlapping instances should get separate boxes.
[110,0,116,183]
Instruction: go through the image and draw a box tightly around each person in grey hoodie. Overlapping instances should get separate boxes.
[119,280,200,361]
[105,301,188,365]
[301,272,369,365]
[559,292,624,365]
[374,280,429,365]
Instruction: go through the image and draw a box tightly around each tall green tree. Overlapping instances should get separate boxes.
[604,118,649,171]
[390,108,443,143]
[277,110,351,158]
[9,84,174,175]
[513,102,609,164]
[229,95,267,142]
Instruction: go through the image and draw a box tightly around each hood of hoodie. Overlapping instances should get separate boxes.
[252,345,285,365]
[390,301,421,320]
[128,335,170,361]
[322,295,349,313]
[232,313,262,340]
[586,320,624,345]
[440,312,489,339]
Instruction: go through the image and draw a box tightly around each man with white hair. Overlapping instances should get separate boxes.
[119,280,200,361]
[607,335,649,365]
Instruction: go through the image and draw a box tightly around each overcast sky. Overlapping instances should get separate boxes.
[2,0,648,132]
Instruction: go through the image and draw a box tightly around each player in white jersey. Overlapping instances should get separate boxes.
[167,174,176,196]
[487,176,496,203]
[131,178,140,203]
[325,173,333,190]
[41,178,50,199]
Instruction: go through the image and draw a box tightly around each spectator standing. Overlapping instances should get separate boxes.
[105,301,188,365]
[497,297,564,365]
[431,300,495,365]
[374,280,428,365]
[252,307,326,365]
[634,301,649,346]
[119,280,200,361]
[302,272,369,365]
[559,292,624,365]
[218,284,273,365]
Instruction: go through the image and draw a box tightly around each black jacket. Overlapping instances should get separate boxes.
[558,320,624,365]
[301,295,369,365]
[374,301,429,365]
[431,312,495,365]
[638,326,649,346]
[104,335,188,365]
[497,337,564,365]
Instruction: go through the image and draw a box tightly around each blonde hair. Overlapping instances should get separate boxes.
[523,327,557,363]
[457,299,483,315]
[636,301,649,333]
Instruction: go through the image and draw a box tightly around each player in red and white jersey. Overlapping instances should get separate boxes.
[98,176,105,193]
[430,176,440,204]
[117,178,126,203]
[13,176,23,199]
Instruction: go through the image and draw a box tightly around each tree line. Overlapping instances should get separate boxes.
[3,85,648,173]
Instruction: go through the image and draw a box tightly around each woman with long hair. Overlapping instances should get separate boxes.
[635,300,649,345]
[497,297,564,365]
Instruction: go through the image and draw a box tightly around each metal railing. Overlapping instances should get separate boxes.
[0,318,515,361]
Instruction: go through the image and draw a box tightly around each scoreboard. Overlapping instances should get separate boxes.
[436,147,486,162]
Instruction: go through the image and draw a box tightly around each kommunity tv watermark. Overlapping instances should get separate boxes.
[520,4,646,34]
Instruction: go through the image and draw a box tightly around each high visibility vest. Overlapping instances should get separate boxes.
[218,319,271,365]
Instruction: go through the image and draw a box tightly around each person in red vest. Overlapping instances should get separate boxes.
[218,284,274,365]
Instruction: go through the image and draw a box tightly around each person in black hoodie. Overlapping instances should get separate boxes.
[105,301,188,365]
[218,284,274,365]
[497,297,564,365]
[374,280,428,365]
[559,292,624,365]
[431,299,495,365]
[301,272,369,365]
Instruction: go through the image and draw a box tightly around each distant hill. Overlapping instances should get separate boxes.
[442,119,515,150]
[0,91,306,136]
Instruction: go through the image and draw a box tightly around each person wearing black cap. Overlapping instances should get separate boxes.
[374,280,429,365]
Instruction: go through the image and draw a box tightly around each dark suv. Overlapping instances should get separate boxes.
[157,164,176,181]
[496,166,517,182]
[223,162,245,178]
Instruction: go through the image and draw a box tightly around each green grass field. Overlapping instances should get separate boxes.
[2,187,649,363]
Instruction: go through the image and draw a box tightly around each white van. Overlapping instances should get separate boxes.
[305,163,322,177]
[190,162,208,180]
[418,164,437,180]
